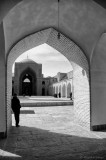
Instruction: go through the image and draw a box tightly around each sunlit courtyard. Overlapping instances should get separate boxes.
[1,97,106,159]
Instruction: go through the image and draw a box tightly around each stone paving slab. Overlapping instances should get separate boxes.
[1,105,106,159]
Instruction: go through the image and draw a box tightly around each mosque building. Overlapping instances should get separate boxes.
[12,58,73,98]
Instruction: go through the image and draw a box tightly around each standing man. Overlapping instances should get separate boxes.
[70,92,72,100]
[59,92,61,98]
[11,93,21,127]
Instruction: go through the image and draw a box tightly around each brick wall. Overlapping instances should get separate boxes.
[7,54,13,133]
[47,29,90,129]
[7,28,90,133]
[50,79,72,98]
[72,63,90,129]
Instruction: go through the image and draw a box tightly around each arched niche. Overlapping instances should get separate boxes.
[62,84,66,97]
[59,85,61,93]
[67,83,71,98]
[19,67,36,96]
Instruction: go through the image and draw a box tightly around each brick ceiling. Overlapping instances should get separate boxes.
[93,0,106,9]
[3,0,106,60]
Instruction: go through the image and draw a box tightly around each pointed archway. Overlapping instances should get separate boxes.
[6,28,90,133]
[19,68,36,96]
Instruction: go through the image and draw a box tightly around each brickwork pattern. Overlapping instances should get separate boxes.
[47,29,90,129]
[7,28,90,133]
[73,66,90,129]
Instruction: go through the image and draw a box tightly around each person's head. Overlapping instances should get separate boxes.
[13,93,17,97]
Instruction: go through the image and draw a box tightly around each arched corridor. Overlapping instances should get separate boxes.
[6,28,90,134]
[1,0,106,139]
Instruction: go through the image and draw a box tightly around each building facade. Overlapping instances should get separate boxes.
[12,58,73,98]
[49,72,73,98]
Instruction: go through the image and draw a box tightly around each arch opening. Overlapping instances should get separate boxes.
[7,28,90,133]
[62,84,66,97]
[13,67,36,96]
[22,75,32,96]
[67,83,71,98]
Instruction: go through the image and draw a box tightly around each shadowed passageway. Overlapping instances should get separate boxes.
[1,105,106,160]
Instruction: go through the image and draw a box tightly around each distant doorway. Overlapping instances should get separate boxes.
[42,88,45,96]
[19,68,36,96]
[22,77,32,96]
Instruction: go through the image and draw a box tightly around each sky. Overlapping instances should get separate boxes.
[12,43,73,77]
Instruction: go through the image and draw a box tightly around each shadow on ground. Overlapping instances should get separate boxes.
[0,126,106,160]
[20,110,35,114]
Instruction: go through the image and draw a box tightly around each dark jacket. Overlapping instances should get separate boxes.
[11,97,21,113]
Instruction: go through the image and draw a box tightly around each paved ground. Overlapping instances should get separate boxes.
[19,96,71,102]
[1,105,106,159]
[20,96,72,107]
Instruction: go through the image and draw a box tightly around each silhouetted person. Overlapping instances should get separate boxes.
[59,92,61,98]
[11,93,21,127]
[70,92,72,100]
